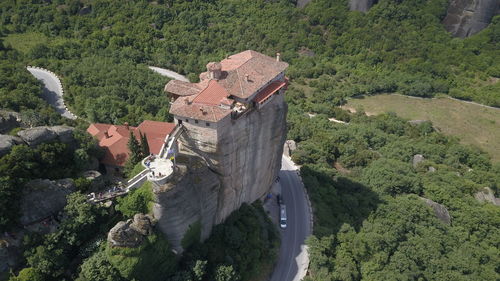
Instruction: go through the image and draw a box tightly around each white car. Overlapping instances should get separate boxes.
[280,205,287,229]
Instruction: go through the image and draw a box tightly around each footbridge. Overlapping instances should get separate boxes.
[88,124,185,203]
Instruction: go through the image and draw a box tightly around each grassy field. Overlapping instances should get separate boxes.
[344,94,500,163]
[3,32,50,53]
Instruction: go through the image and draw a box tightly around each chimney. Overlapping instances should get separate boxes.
[104,130,110,139]
[207,62,222,80]
[245,74,249,82]
[124,122,129,130]
[276,52,280,62]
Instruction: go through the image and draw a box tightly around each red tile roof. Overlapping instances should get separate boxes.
[254,81,287,104]
[165,50,288,122]
[193,80,229,105]
[87,121,175,166]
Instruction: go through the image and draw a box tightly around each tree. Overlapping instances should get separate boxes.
[140,131,150,157]
[215,265,239,281]
[77,250,123,281]
[9,267,44,281]
[0,177,18,231]
[361,158,422,195]
[192,260,207,281]
[127,131,141,163]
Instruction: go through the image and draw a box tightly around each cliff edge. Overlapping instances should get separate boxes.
[442,0,500,37]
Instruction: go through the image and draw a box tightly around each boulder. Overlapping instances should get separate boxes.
[0,111,21,134]
[82,170,104,190]
[442,0,500,38]
[420,197,452,224]
[0,135,23,157]
[20,179,76,225]
[130,214,155,236]
[79,6,92,15]
[474,187,500,206]
[17,126,57,147]
[50,126,75,144]
[412,154,425,168]
[428,166,436,173]
[296,0,312,8]
[108,214,155,248]
[283,140,297,157]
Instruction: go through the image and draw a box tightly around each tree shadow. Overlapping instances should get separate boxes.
[300,165,381,237]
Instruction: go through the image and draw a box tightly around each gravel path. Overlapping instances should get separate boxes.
[148,66,189,82]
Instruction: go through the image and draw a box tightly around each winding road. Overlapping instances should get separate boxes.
[270,156,312,281]
[26,67,77,120]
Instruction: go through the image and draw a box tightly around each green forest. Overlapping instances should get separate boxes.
[0,0,499,280]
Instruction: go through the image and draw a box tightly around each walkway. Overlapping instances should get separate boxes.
[26,66,77,120]
[148,66,189,82]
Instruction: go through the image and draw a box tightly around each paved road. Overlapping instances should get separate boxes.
[270,156,312,281]
[148,66,190,82]
[26,67,77,120]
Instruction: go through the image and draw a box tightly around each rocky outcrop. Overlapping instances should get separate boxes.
[283,140,297,157]
[420,197,452,224]
[297,0,312,8]
[0,111,21,134]
[412,154,425,167]
[17,127,56,146]
[153,153,221,253]
[442,0,500,38]
[0,135,23,157]
[153,94,286,252]
[82,170,105,190]
[474,187,500,205]
[20,179,75,225]
[108,214,155,248]
[179,93,287,225]
[349,0,377,12]
[17,126,74,147]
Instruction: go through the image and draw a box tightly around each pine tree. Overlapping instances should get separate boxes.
[127,131,141,163]
[140,131,150,157]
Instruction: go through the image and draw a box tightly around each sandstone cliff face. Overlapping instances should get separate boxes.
[152,154,220,252]
[443,0,500,38]
[180,93,287,224]
[349,0,377,12]
[20,179,75,225]
[154,93,287,251]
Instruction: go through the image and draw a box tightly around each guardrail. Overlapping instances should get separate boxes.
[26,66,78,120]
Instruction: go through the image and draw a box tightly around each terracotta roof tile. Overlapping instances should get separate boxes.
[254,81,287,103]
[193,80,229,105]
[165,50,288,122]
[87,120,175,166]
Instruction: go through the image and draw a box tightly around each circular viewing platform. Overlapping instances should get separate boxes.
[143,155,174,185]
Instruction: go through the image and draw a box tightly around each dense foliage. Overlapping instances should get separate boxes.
[1,0,499,280]
[0,41,63,126]
[75,202,277,281]
[1,0,499,119]
[289,110,500,280]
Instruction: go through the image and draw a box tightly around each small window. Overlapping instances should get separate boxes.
[194,120,198,124]
[185,119,189,123]
[206,122,210,126]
